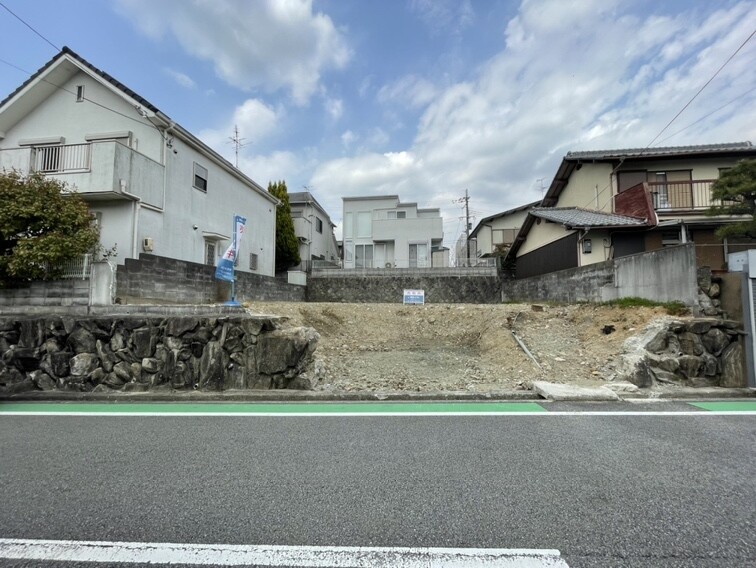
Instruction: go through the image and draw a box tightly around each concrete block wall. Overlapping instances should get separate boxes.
[501,244,699,306]
[307,273,501,303]
[116,254,305,305]
[0,280,90,308]
[501,262,613,304]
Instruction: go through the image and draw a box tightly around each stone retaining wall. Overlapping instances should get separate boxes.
[614,318,745,388]
[307,272,501,303]
[0,314,320,394]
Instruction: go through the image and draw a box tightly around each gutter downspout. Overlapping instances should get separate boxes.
[119,180,141,259]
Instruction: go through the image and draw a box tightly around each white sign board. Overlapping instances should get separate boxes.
[403,289,425,305]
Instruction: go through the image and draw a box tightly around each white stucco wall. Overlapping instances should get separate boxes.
[342,196,443,268]
[0,64,277,276]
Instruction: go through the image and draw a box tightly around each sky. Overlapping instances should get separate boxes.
[1,0,755,249]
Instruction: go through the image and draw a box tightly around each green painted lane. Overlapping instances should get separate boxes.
[689,401,756,412]
[0,401,547,415]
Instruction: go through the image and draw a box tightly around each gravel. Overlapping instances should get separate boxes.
[247,302,675,393]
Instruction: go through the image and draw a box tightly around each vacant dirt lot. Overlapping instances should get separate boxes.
[248,302,675,392]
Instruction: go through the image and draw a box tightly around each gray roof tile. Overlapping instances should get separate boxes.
[530,207,648,227]
[566,142,753,160]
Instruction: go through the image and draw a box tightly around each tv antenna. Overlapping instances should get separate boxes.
[228,125,249,167]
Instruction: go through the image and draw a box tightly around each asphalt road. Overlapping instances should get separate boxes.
[0,402,754,567]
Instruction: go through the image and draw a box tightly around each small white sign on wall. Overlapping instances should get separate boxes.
[403,289,425,305]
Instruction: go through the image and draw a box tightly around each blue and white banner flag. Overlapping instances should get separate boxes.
[215,215,247,282]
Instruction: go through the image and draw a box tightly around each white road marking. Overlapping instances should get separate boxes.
[0,410,754,416]
[0,538,570,567]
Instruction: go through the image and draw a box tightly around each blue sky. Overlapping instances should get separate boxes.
[1,0,755,247]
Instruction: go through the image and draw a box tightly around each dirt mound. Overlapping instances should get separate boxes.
[248,302,673,392]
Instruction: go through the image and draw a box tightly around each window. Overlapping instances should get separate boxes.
[388,210,407,219]
[345,240,353,262]
[249,253,258,271]
[193,163,208,192]
[355,244,373,268]
[204,241,216,265]
[617,171,647,193]
[344,213,353,238]
[76,85,84,102]
[315,217,323,233]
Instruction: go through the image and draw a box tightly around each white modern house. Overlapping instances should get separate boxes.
[288,191,339,270]
[0,47,279,277]
[342,195,445,268]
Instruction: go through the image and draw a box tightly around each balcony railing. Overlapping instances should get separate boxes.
[647,180,716,211]
[32,143,91,173]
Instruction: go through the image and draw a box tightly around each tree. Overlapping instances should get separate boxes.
[0,171,99,286]
[708,159,756,239]
[267,180,300,273]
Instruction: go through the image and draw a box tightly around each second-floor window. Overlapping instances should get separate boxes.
[315,217,323,233]
[193,163,208,192]
[387,210,407,219]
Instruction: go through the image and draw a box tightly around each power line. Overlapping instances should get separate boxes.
[558,27,756,229]
[0,1,59,51]
[0,57,169,143]
[657,84,756,145]
[645,26,756,149]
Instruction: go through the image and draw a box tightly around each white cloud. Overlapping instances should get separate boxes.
[163,68,196,89]
[310,0,756,249]
[377,75,439,109]
[341,130,356,148]
[116,0,351,105]
[199,98,281,154]
[325,97,344,121]
[409,0,475,36]
[238,151,304,188]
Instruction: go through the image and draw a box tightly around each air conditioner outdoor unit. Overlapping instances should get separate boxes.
[142,237,154,252]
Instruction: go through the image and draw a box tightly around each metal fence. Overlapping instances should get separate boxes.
[46,254,92,279]
[33,143,91,173]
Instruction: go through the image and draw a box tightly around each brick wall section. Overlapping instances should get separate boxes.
[116,254,304,304]
[0,280,90,307]
[307,273,502,303]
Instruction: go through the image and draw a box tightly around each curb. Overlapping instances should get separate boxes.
[0,387,753,403]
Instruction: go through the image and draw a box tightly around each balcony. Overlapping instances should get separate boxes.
[0,141,164,206]
[647,180,718,212]
[371,216,443,241]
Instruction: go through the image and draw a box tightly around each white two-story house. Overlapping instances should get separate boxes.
[288,191,339,270]
[342,195,444,269]
[0,47,279,276]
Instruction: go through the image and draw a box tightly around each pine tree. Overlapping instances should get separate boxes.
[267,180,301,273]
[708,159,756,239]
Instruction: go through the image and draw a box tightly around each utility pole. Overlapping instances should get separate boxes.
[228,125,247,168]
[454,189,471,266]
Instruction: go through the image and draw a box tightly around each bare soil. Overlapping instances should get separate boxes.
[248,302,674,393]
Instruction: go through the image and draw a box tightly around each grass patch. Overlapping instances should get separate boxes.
[605,297,689,316]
